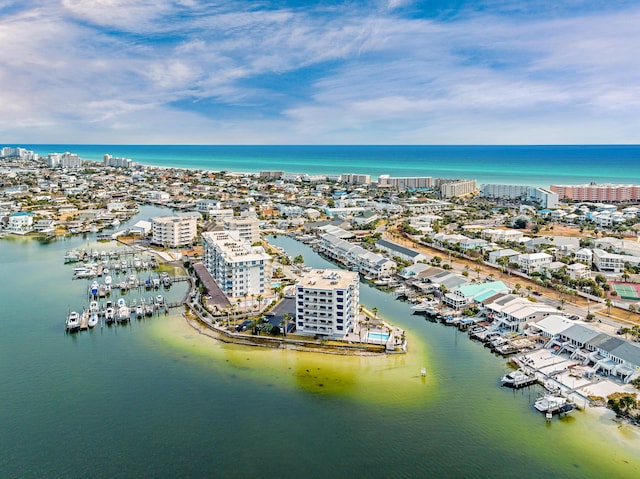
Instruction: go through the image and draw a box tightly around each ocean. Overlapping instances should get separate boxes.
[1,207,640,478]
[10,144,640,187]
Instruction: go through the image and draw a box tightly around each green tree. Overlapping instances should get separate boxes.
[282,313,291,337]
[605,298,613,314]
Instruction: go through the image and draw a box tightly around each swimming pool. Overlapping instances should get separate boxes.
[367,332,389,342]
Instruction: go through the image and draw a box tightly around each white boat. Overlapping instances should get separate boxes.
[135,304,144,319]
[65,311,80,332]
[88,312,99,328]
[411,299,439,312]
[89,300,100,313]
[90,281,99,296]
[534,394,574,415]
[501,370,535,388]
[156,295,164,305]
[117,306,131,323]
[105,308,115,323]
[117,298,127,308]
[104,275,113,286]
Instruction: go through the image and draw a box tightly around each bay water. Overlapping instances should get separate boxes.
[1,209,640,478]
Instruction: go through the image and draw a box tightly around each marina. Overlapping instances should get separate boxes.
[62,247,190,334]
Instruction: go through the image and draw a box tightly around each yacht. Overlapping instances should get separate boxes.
[117,306,131,323]
[534,394,575,415]
[501,370,535,388]
[89,300,100,313]
[411,299,439,312]
[104,307,115,324]
[65,311,80,332]
[88,312,99,328]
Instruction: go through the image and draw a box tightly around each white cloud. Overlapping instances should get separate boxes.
[1,1,640,143]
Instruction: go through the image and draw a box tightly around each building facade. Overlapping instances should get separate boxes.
[202,230,272,299]
[295,269,359,339]
[550,183,640,202]
[151,215,197,247]
[223,216,261,244]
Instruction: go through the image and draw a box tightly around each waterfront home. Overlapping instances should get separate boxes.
[484,295,556,331]
[398,263,432,279]
[531,316,640,383]
[375,239,427,264]
[316,233,397,279]
[442,281,509,310]
[6,211,35,234]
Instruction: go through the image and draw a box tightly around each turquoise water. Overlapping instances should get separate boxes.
[10,144,640,187]
[2,223,640,478]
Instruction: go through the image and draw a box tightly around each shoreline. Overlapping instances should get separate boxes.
[181,306,395,357]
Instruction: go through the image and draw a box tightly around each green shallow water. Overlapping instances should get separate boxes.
[1,215,640,478]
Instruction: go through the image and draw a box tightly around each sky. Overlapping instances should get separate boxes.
[1,0,639,145]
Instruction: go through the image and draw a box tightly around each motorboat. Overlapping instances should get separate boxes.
[501,370,535,388]
[89,300,100,313]
[117,306,131,323]
[104,307,115,324]
[411,299,439,312]
[534,394,574,415]
[88,312,99,328]
[65,311,80,332]
[156,295,164,305]
[90,281,99,296]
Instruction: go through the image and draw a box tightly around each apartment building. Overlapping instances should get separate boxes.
[550,183,640,202]
[151,215,198,247]
[295,269,359,339]
[223,216,261,244]
[201,230,272,299]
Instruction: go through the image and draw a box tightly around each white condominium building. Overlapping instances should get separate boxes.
[295,269,359,339]
[378,175,434,190]
[223,216,261,244]
[202,230,272,299]
[151,215,197,247]
[440,179,477,198]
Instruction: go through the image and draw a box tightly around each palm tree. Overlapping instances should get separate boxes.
[605,298,613,314]
[282,313,291,337]
[371,307,378,320]
[256,294,263,310]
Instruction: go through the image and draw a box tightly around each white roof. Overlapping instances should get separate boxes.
[534,315,573,335]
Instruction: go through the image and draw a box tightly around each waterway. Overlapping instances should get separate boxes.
[1,218,640,478]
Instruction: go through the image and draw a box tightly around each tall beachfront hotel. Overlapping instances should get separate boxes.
[295,269,359,339]
[201,231,272,299]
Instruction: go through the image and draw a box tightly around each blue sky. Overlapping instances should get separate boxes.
[1,0,639,144]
